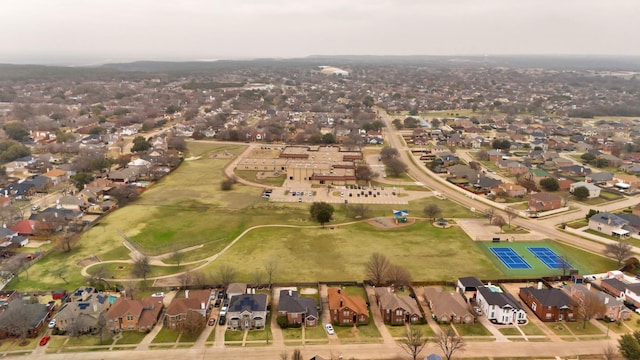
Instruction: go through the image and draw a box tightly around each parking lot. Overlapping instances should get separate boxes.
[263,185,433,205]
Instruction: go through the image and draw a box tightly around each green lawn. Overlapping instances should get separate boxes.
[235,170,287,187]
[451,322,492,336]
[498,327,521,336]
[178,330,202,342]
[152,328,180,343]
[224,330,244,342]
[304,325,328,339]
[203,222,505,282]
[281,328,302,340]
[518,321,545,336]
[115,332,146,345]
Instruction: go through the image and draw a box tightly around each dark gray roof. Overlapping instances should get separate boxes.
[0,300,49,329]
[601,278,627,293]
[228,294,267,313]
[458,277,484,288]
[590,212,628,227]
[588,172,614,182]
[477,286,523,310]
[618,213,640,228]
[520,287,574,308]
[278,290,318,319]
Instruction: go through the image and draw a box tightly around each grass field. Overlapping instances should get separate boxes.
[5,140,621,292]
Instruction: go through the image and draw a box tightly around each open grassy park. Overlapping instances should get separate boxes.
[6,141,618,291]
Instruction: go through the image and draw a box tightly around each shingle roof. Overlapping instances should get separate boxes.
[327,288,368,315]
[278,290,318,319]
[423,287,471,318]
[520,287,574,308]
[375,288,421,317]
[228,294,268,313]
[477,286,523,310]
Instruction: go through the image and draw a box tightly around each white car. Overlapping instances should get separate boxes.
[48,319,56,329]
[325,323,335,335]
[151,292,165,297]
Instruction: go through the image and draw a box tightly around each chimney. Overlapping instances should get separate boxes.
[185,290,189,299]
[537,282,543,290]
[586,283,591,290]
[288,290,292,296]
[201,302,205,310]
[339,299,343,307]
[337,288,341,294]
[93,303,98,312]
[605,297,609,305]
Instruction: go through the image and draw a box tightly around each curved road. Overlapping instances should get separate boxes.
[376,107,639,258]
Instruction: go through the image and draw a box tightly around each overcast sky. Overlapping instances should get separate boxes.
[1,0,639,64]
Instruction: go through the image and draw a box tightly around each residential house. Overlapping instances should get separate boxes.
[41,169,68,186]
[562,283,630,321]
[471,177,502,194]
[327,287,369,325]
[9,219,58,237]
[600,278,626,299]
[0,300,51,338]
[457,277,484,293]
[506,162,528,175]
[374,287,423,324]
[164,290,211,330]
[615,173,640,192]
[106,295,164,333]
[559,165,592,177]
[569,181,601,199]
[56,196,87,211]
[586,172,614,185]
[519,287,576,322]
[227,294,268,330]
[277,289,318,327]
[492,183,527,198]
[475,285,526,325]
[424,287,474,324]
[528,192,562,212]
[529,168,551,184]
[617,213,640,233]
[588,212,637,238]
[54,293,111,334]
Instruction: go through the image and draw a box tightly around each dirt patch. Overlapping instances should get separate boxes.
[366,217,416,229]
[77,256,100,267]
[300,287,318,295]
[210,151,233,159]
[256,171,280,180]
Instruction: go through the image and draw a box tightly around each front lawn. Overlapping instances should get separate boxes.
[451,322,492,336]
[152,328,180,343]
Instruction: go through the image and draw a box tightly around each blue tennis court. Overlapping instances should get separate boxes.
[528,247,572,269]
[490,247,532,269]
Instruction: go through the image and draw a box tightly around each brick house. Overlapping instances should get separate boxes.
[492,183,527,198]
[528,192,562,212]
[562,284,630,322]
[0,300,51,338]
[374,287,423,324]
[277,289,318,327]
[227,294,268,330]
[164,290,211,330]
[327,288,369,325]
[424,287,474,324]
[519,287,577,322]
[106,295,164,333]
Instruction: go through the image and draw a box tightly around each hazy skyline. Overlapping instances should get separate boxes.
[1,0,639,65]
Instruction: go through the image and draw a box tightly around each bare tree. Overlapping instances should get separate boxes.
[171,250,184,268]
[605,242,633,266]
[398,325,428,360]
[180,310,206,334]
[264,260,278,288]
[602,344,619,360]
[423,203,442,221]
[252,268,265,288]
[484,208,495,224]
[132,255,152,281]
[387,264,412,288]
[492,215,506,232]
[0,301,34,341]
[179,271,192,289]
[576,290,607,329]
[385,158,408,177]
[505,207,518,228]
[365,252,390,285]
[52,267,69,284]
[436,328,466,360]
[217,264,237,288]
[280,351,289,360]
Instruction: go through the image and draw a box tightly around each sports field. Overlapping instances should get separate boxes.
[479,241,611,278]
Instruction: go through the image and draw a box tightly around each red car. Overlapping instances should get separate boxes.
[39,335,50,346]
[208,317,216,326]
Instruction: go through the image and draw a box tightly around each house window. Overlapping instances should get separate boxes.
[396,310,403,316]
[545,313,552,320]
[532,303,537,311]
[126,315,133,321]
[127,325,134,330]
[343,310,350,317]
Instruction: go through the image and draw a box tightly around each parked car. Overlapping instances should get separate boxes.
[208,317,216,326]
[325,324,335,335]
[48,319,56,329]
[39,335,50,346]
[31,205,40,211]
[214,299,221,307]
[151,292,164,297]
